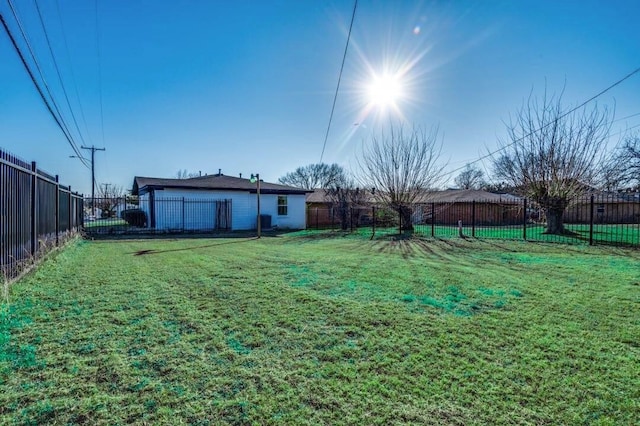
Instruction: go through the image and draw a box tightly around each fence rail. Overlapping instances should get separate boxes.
[1,147,84,280]
[307,193,640,248]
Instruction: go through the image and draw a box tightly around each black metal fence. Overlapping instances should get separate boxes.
[84,197,233,235]
[1,148,84,280]
[307,193,640,248]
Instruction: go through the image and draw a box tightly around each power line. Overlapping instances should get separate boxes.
[33,0,89,150]
[54,0,94,146]
[93,0,108,190]
[444,66,640,179]
[319,0,358,164]
[81,145,105,211]
[0,11,89,169]
[6,1,78,152]
[3,0,89,168]
[609,122,640,139]
[613,111,640,123]
[95,0,105,147]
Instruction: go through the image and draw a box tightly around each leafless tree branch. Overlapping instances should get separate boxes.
[454,163,486,189]
[278,163,347,190]
[493,90,613,234]
[357,124,447,230]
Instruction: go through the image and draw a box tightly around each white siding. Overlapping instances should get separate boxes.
[158,188,253,230]
[139,188,306,231]
[254,193,307,229]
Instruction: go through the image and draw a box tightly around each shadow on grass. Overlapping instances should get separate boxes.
[284,230,353,241]
[370,236,477,260]
[86,229,294,241]
[131,238,257,256]
[476,238,528,253]
[373,238,432,260]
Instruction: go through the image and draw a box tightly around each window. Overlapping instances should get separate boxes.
[277,195,288,215]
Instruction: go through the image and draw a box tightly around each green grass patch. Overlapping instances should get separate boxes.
[1,234,639,424]
[83,218,128,228]
[410,223,640,247]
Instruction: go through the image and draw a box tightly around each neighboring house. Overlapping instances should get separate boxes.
[305,189,335,227]
[305,189,376,228]
[564,191,640,224]
[132,174,310,231]
[306,188,524,227]
[414,189,523,226]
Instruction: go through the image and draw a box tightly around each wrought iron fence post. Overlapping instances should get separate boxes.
[71,187,77,229]
[30,161,37,256]
[371,206,376,239]
[316,207,319,230]
[55,175,60,246]
[431,202,435,237]
[523,198,527,241]
[350,207,354,232]
[472,200,476,238]
[79,193,83,229]
[182,197,185,232]
[149,191,156,229]
[331,207,335,230]
[589,194,594,246]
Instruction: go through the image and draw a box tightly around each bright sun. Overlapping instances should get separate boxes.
[367,73,403,108]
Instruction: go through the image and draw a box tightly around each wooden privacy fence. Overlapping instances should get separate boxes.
[1,148,83,280]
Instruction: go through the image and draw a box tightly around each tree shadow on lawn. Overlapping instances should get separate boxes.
[476,238,530,253]
[370,236,479,261]
[283,229,357,242]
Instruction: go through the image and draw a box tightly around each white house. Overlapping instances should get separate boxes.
[131,173,310,231]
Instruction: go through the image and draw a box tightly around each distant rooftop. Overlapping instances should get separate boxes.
[132,174,310,195]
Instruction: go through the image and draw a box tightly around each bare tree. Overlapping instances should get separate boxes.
[603,132,640,190]
[493,91,613,234]
[483,181,512,193]
[358,125,446,231]
[279,163,347,190]
[454,163,486,189]
[620,134,640,188]
[96,184,126,218]
[176,169,201,179]
[325,178,370,230]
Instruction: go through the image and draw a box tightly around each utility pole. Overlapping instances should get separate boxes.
[81,145,105,216]
[250,173,261,238]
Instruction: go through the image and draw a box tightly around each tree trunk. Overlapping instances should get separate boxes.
[400,205,414,231]
[544,206,566,234]
[339,203,348,231]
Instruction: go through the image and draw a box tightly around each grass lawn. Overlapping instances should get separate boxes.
[1,232,639,425]
[410,223,640,247]
[84,218,128,227]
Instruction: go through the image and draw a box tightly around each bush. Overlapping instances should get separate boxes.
[120,209,147,227]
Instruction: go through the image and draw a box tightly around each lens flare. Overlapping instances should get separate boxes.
[367,73,403,107]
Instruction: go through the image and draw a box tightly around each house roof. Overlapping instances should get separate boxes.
[418,189,522,203]
[306,188,522,204]
[305,188,378,204]
[579,190,640,203]
[305,189,328,203]
[132,174,311,196]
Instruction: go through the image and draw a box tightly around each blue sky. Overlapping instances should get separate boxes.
[1,0,639,195]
